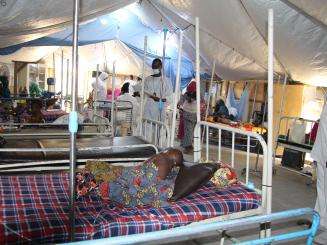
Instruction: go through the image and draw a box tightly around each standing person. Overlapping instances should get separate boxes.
[143,58,173,123]
[116,82,140,135]
[124,75,135,95]
[92,72,108,101]
[178,80,206,154]
[311,99,327,244]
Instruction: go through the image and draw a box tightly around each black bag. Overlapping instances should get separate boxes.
[281,148,305,170]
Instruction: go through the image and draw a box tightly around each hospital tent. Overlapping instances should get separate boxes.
[0,0,326,87]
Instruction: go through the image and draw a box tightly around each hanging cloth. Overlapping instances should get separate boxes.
[226,84,250,122]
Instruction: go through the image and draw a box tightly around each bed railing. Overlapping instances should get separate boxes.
[193,121,270,213]
[61,208,319,245]
[0,144,159,172]
[93,99,134,136]
[140,118,170,148]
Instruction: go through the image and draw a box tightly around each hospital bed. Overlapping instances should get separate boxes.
[0,120,319,244]
[274,116,317,183]
[0,117,169,171]
[0,114,111,140]
[0,120,271,243]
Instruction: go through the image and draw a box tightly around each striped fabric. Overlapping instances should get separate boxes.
[0,173,260,244]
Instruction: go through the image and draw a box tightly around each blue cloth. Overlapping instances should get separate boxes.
[226,86,249,121]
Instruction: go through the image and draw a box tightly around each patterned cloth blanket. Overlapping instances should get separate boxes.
[40,109,67,122]
[0,173,261,244]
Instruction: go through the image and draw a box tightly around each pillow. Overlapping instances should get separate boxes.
[144,148,183,180]
[75,170,99,199]
[210,163,238,188]
[170,163,218,202]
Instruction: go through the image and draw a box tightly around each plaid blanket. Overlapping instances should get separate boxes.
[0,173,260,244]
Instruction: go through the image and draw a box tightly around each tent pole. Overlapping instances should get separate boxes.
[194,17,201,162]
[111,62,116,136]
[265,8,274,238]
[60,49,64,108]
[250,80,259,122]
[139,36,148,135]
[205,60,216,121]
[95,64,99,114]
[66,59,69,99]
[170,30,183,147]
[202,59,216,144]
[69,0,80,242]
[162,28,168,78]
[273,74,287,167]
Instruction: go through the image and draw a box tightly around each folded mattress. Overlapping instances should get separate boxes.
[0,172,261,244]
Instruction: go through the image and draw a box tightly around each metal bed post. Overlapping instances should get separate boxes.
[170,30,183,147]
[194,17,201,162]
[139,36,147,135]
[69,0,80,241]
[111,62,116,136]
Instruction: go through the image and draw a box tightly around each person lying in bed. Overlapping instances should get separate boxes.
[76,148,238,209]
[76,149,184,208]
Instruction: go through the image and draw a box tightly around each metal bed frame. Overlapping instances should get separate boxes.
[62,208,319,245]
[194,121,271,225]
[94,99,134,136]
[0,115,111,139]
[140,117,170,148]
[274,116,317,182]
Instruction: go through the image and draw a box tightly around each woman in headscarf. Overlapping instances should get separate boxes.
[178,80,205,154]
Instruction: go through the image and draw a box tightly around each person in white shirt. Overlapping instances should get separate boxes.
[116,82,140,136]
[91,72,108,101]
[143,58,173,123]
[124,75,135,95]
[311,97,327,244]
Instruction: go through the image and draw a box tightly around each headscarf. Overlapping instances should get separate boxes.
[187,80,196,93]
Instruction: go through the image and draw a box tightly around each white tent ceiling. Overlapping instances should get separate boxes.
[0,0,134,48]
[0,0,326,86]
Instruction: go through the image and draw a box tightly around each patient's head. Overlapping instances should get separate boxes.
[162,148,183,166]
[147,148,183,180]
